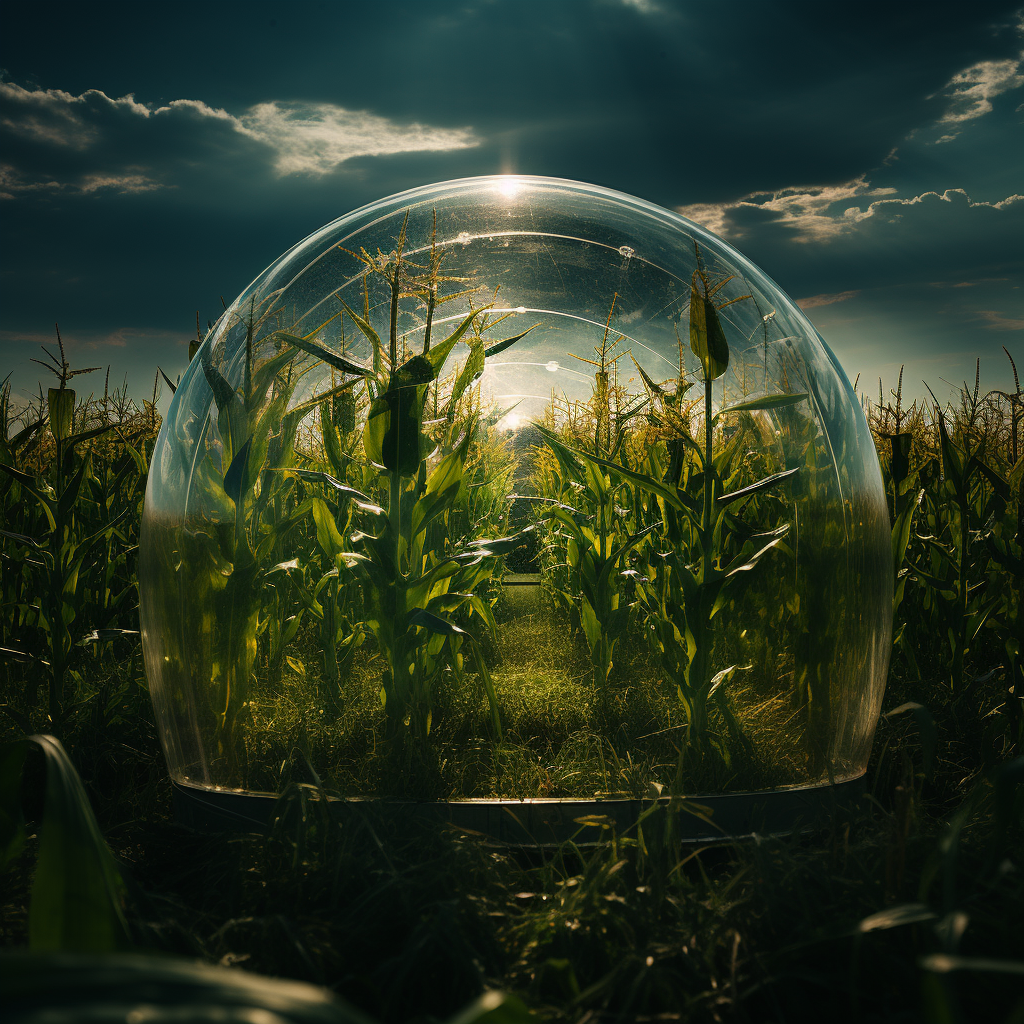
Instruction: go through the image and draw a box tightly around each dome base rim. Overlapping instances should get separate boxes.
[170,773,867,847]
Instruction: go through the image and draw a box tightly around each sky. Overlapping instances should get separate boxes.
[1,0,1021,414]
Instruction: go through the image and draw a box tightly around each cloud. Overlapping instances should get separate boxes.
[0,81,481,198]
[0,82,148,148]
[0,163,165,198]
[796,291,861,309]
[936,55,1024,125]
[679,179,1022,253]
[975,309,1024,330]
[617,0,665,13]
[238,101,478,176]
[678,177,900,242]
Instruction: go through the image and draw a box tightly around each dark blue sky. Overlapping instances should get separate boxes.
[1,0,1021,409]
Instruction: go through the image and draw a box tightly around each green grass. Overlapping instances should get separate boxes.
[238,598,809,802]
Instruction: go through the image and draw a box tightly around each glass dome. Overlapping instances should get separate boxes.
[140,176,892,810]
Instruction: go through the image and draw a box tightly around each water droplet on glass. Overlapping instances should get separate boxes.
[618,245,635,258]
[545,361,559,372]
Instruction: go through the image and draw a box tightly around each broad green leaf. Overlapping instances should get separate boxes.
[466,524,536,557]
[363,396,388,466]
[580,599,601,650]
[406,558,463,606]
[446,990,535,1024]
[0,529,44,549]
[65,423,114,450]
[483,324,538,358]
[0,950,377,1023]
[370,355,434,475]
[713,392,809,420]
[57,456,91,518]
[540,430,689,516]
[629,354,665,395]
[919,953,1024,976]
[200,349,247,459]
[76,629,140,646]
[468,640,504,741]
[274,331,370,378]
[310,497,346,560]
[412,432,472,537]
[249,345,300,399]
[723,531,787,578]
[716,466,800,509]
[974,457,1010,500]
[407,607,469,637]
[0,462,58,530]
[424,308,484,376]
[223,436,251,506]
[8,415,46,453]
[706,663,747,699]
[532,423,586,484]
[3,735,132,952]
[599,521,661,592]
[449,341,485,411]
[927,399,965,492]
[340,301,384,361]
[321,404,348,479]
[283,469,384,516]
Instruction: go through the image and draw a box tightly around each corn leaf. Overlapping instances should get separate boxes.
[483,324,538,358]
[0,950,378,1023]
[275,331,369,378]
[6,735,133,952]
[713,392,809,420]
[716,467,799,509]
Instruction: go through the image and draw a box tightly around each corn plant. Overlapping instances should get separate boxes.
[191,303,369,762]
[0,336,143,734]
[905,369,1008,700]
[284,224,536,744]
[531,424,657,700]
[528,302,654,697]
[538,249,805,777]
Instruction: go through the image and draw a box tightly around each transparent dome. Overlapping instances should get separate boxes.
[140,176,892,807]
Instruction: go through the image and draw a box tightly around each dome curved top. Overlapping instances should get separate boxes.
[141,175,892,803]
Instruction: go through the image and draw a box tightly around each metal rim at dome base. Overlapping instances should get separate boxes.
[171,775,867,848]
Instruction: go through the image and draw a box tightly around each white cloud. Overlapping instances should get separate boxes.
[619,0,664,12]
[937,56,1024,125]
[0,81,481,197]
[237,101,478,176]
[975,309,1024,331]
[678,176,899,242]
[0,81,149,149]
[796,290,861,309]
[678,179,1022,245]
[0,163,163,198]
